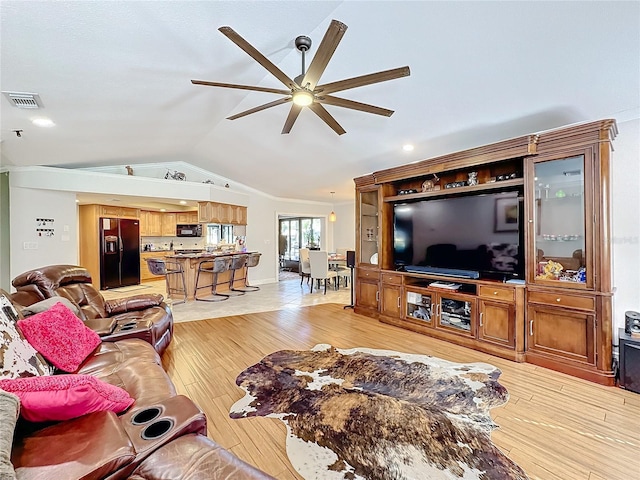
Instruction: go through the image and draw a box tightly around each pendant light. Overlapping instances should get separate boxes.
[329,191,337,222]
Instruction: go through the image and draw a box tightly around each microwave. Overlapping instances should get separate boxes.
[176,224,203,237]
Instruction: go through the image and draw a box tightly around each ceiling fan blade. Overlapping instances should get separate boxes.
[191,80,289,95]
[301,20,347,91]
[219,26,296,89]
[308,103,346,135]
[315,66,410,95]
[317,95,394,117]
[227,97,292,120]
[281,104,303,134]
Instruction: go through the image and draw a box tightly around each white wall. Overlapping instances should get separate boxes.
[5,166,350,289]
[611,118,640,340]
[333,202,356,252]
[9,186,79,278]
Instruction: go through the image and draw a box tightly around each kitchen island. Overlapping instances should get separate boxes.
[163,251,257,301]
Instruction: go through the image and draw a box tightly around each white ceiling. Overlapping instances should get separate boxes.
[1,1,638,204]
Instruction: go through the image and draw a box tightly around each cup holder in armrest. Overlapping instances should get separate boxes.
[121,395,207,456]
[119,325,136,331]
[131,406,162,425]
[141,419,174,440]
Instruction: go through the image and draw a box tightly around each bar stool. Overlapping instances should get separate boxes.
[235,252,261,292]
[146,258,187,305]
[194,256,232,302]
[227,254,249,296]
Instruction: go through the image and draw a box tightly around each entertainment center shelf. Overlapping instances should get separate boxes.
[384,178,524,203]
[354,119,618,385]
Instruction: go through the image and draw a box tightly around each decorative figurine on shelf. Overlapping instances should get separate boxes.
[536,260,564,280]
[125,165,134,176]
[467,171,478,186]
[421,173,440,192]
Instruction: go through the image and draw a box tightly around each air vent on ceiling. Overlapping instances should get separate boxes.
[2,91,43,109]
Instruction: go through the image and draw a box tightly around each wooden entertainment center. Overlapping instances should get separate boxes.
[353,119,617,385]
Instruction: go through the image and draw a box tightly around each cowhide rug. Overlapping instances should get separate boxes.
[230,344,529,480]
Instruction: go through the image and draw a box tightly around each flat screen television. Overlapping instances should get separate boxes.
[393,190,524,280]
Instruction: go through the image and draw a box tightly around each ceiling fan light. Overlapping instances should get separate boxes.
[292,90,314,107]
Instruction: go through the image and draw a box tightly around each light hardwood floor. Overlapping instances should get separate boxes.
[161,303,640,480]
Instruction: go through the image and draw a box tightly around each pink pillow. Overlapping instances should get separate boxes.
[17,302,101,372]
[0,374,134,422]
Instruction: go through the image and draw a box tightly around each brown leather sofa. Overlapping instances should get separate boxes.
[3,285,274,480]
[11,265,173,355]
[10,338,274,480]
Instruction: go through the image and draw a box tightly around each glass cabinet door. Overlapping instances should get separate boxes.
[359,189,379,265]
[405,290,434,325]
[437,294,474,335]
[531,154,589,287]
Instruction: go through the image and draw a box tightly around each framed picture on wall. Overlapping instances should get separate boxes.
[494,197,519,232]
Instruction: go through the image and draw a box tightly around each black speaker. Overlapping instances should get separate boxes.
[346,250,356,268]
[625,311,640,335]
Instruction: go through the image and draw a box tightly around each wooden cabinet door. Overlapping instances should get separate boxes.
[119,207,140,218]
[198,202,210,223]
[527,304,596,365]
[175,212,199,224]
[161,213,176,236]
[478,299,515,348]
[100,205,122,217]
[176,213,190,224]
[229,205,247,225]
[218,204,232,224]
[139,211,150,236]
[380,284,402,318]
[148,212,162,236]
[356,280,378,311]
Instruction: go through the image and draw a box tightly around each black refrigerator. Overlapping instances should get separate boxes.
[100,217,140,290]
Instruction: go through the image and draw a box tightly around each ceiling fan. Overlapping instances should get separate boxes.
[191,20,410,135]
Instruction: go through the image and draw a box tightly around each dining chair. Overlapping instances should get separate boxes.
[309,250,338,294]
[299,248,311,286]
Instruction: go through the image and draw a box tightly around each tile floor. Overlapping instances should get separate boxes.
[101,275,352,323]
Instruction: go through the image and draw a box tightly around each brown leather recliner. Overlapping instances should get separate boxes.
[11,265,173,355]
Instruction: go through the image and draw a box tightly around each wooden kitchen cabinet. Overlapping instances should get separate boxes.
[140,251,174,282]
[197,201,247,225]
[139,211,150,236]
[98,205,139,219]
[161,213,176,236]
[139,211,163,237]
[176,212,199,224]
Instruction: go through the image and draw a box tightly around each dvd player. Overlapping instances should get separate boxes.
[404,265,480,279]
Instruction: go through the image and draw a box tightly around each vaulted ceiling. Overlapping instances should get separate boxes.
[1,1,638,203]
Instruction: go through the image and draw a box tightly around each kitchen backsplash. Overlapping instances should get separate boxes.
[142,236,204,251]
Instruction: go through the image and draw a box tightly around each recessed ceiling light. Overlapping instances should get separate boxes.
[160,208,166,212]
[402,144,414,152]
[179,200,187,205]
[31,118,55,128]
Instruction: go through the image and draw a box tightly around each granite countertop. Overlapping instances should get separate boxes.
[166,251,257,259]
